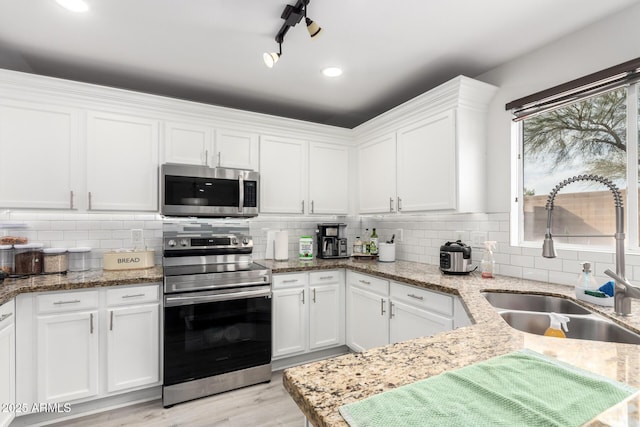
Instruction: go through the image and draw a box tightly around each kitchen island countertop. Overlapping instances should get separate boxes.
[258,258,640,427]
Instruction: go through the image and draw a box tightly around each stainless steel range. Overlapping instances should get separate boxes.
[162,221,272,407]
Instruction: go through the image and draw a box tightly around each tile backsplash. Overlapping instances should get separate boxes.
[0,210,633,288]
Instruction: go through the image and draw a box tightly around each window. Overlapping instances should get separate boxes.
[508,58,640,250]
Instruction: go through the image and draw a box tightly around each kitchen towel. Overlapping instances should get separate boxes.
[274,230,288,261]
[339,349,637,427]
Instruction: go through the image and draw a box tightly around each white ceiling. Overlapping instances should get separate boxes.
[0,0,637,128]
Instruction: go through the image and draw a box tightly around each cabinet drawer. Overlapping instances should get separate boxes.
[37,290,99,314]
[273,272,308,289]
[348,271,388,295]
[390,282,453,316]
[106,283,160,306]
[0,299,14,324]
[309,270,341,285]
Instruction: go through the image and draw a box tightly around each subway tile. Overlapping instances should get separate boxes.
[37,230,64,241]
[522,268,549,283]
[63,230,90,241]
[509,254,534,268]
[497,264,522,279]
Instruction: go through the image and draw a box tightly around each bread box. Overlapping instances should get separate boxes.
[103,250,155,271]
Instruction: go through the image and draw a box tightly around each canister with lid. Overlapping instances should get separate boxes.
[14,243,44,275]
[68,247,91,272]
[0,245,14,274]
[43,248,68,273]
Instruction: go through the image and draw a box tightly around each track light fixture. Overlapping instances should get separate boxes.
[263,0,322,68]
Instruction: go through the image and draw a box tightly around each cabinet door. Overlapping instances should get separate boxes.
[260,136,307,214]
[346,285,389,352]
[358,133,396,214]
[37,311,99,403]
[389,300,453,344]
[0,101,79,209]
[107,304,160,393]
[272,287,307,358]
[215,129,259,170]
[86,111,159,211]
[0,305,15,427]
[308,143,349,215]
[396,111,456,211]
[309,284,343,350]
[163,121,212,165]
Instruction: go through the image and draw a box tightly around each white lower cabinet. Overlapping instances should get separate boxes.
[16,283,161,412]
[272,270,345,359]
[347,271,459,352]
[0,300,15,427]
[37,309,99,403]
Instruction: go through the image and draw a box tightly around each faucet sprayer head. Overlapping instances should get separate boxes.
[542,234,556,258]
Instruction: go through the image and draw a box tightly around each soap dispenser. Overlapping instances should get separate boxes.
[544,312,570,338]
[577,261,598,290]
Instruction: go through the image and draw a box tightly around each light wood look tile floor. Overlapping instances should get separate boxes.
[47,371,305,427]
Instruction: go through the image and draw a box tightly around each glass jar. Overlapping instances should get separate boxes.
[43,248,68,273]
[68,247,91,272]
[0,245,14,274]
[14,243,44,275]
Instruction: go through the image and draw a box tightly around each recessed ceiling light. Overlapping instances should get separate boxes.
[56,0,89,12]
[322,67,343,78]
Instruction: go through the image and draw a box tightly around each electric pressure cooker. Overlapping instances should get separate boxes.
[439,240,474,275]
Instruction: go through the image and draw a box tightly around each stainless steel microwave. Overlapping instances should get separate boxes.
[161,163,259,218]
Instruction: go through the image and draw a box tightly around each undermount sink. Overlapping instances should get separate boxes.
[482,291,591,315]
[482,291,640,345]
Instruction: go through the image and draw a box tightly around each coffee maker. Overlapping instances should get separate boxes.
[316,223,348,259]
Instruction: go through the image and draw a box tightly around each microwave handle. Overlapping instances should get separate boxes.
[238,174,244,213]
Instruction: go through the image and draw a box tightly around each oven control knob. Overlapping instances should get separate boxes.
[179,239,189,247]
[167,239,177,247]
[242,237,249,245]
[231,237,238,245]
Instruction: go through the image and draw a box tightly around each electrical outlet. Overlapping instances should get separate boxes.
[455,231,465,241]
[395,228,403,242]
[470,231,488,248]
[131,229,144,247]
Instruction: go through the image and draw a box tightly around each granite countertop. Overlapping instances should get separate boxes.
[0,265,163,304]
[259,258,640,427]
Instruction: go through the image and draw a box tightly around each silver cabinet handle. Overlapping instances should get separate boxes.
[109,310,113,331]
[311,200,314,214]
[122,293,145,299]
[301,289,305,305]
[90,313,94,334]
[70,190,74,209]
[217,152,221,167]
[312,288,316,303]
[389,197,394,212]
[53,299,81,305]
[380,298,386,315]
[408,293,424,301]
[282,279,298,284]
[359,279,371,285]
[319,276,333,280]
[0,312,13,323]
[398,197,403,211]
[88,191,92,210]
[390,301,395,319]
[204,149,209,166]
[301,200,305,214]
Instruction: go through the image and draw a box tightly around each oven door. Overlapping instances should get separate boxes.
[163,285,272,387]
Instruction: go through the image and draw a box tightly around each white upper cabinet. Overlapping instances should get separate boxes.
[356,76,497,214]
[215,128,259,170]
[86,111,159,211]
[163,121,213,166]
[308,142,349,215]
[358,133,396,214]
[396,110,456,211]
[0,100,80,209]
[163,122,258,170]
[260,135,308,214]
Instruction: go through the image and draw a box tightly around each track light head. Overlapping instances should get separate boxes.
[263,42,282,68]
[305,17,322,38]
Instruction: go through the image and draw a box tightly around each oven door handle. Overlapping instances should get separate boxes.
[238,174,244,214]
[164,287,271,307]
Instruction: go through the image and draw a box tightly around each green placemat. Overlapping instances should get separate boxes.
[339,349,637,427]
